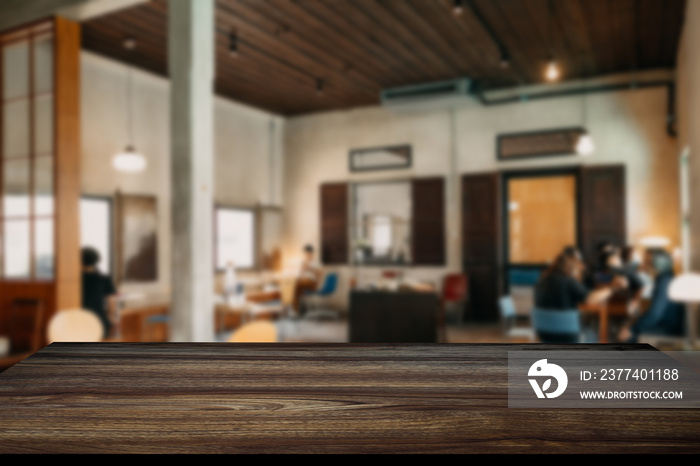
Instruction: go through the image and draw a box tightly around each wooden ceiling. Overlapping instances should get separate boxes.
[81,0,687,116]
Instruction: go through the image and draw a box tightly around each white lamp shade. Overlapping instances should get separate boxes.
[113,147,146,172]
[669,273,700,302]
[639,236,671,248]
[576,133,595,156]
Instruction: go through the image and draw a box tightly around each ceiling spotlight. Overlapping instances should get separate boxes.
[229,32,238,57]
[453,0,464,15]
[545,59,559,82]
[123,37,136,51]
[499,53,510,69]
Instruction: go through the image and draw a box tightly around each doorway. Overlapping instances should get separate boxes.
[502,168,581,316]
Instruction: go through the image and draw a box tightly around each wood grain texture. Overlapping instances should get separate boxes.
[54,16,82,313]
[0,343,698,454]
[78,0,687,116]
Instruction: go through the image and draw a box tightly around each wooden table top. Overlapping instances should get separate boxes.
[0,342,698,454]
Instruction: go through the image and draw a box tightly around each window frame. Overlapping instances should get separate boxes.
[213,204,257,273]
[80,194,114,278]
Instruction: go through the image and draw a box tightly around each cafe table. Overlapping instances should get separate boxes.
[0,342,698,454]
[579,301,610,343]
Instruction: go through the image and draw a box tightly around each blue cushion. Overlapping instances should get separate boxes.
[532,308,580,335]
[509,268,542,286]
[146,314,170,324]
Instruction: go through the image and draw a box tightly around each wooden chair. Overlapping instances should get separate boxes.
[47,309,104,343]
[9,298,45,354]
[0,299,45,373]
[440,274,468,341]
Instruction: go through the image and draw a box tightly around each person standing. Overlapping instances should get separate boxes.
[81,247,117,339]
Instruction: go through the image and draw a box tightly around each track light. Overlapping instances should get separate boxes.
[229,32,238,57]
[123,36,136,51]
[545,58,559,82]
[453,0,464,15]
[500,53,510,69]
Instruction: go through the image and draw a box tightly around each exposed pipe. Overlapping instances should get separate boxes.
[473,80,677,138]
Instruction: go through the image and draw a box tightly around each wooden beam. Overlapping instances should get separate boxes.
[54,16,82,313]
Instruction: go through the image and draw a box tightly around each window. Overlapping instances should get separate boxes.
[215,207,255,270]
[80,197,113,276]
[1,24,55,279]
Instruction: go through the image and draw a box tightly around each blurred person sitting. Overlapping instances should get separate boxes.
[588,247,644,294]
[81,247,117,339]
[617,249,685,343]
[299,244,322,283]
[293,244,323,314]
[622,245,653,300]
[535,251,621,343]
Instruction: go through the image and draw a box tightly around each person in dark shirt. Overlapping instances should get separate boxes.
[535,252,614,311]
[535,250,617,343]
[618,249,685,343]
[81,247,117,339]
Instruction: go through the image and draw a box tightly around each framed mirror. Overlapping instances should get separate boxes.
[352,181,412,265]
[349,144,412,172]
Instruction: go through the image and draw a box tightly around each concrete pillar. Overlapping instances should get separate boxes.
[168,0,215,342]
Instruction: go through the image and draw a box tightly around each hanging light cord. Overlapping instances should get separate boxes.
[127,51,134,150]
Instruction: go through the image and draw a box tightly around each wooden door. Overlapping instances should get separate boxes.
[320,182,348,265]
[411,177,445,266]
[462,173,501,322]
[579,165,626,265]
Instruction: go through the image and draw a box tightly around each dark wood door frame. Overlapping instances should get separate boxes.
[500,166,583,294]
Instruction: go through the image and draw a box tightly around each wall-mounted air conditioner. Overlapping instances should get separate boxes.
[380,78,474,112]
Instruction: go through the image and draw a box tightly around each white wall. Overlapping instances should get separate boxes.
[283,72,680,309]
[80,51,284,302]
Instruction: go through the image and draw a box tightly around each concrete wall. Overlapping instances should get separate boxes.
[676,0,700,272]
[283,73,681,309]
[80,51,284,302]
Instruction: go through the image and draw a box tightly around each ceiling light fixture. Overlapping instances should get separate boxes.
[545,59,559,81]
[316,78,324,97]
[576,132,595,156]
[544,0,560,82]
[113,37,146,173]
[500,52,510,69]
[112,146,147,172]
[453,0,464,15]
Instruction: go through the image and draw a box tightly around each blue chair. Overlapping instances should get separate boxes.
[302,273,340,320]
[499,296,535,341]
[142,314,170,342]
[532,308,581,343]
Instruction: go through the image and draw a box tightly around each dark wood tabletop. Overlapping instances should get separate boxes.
[0,342,698,454]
